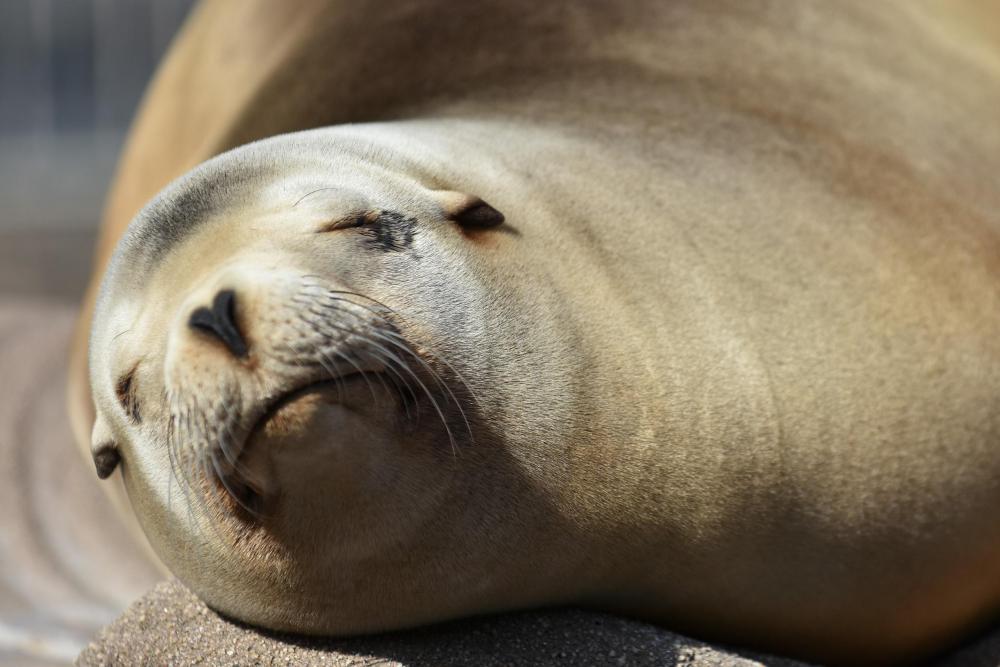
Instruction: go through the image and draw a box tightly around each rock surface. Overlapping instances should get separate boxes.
[78,579,812,667]
[72,579,1000,666]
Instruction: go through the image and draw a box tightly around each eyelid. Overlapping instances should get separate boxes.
[115,365,141,424]
[318,210,379,233]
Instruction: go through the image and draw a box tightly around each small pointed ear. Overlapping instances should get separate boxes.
[91,415,120,480]
[432,190,505,228]
[93,443,120,480]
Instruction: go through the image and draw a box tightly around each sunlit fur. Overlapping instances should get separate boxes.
[165,281,471,520]
[80,2,1000,665]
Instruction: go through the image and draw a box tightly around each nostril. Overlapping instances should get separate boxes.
[188,289,249,358]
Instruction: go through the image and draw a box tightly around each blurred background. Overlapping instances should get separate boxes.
[1,2,194,664]
[0,0,195,301]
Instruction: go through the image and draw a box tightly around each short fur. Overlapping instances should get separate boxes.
[78,1,1000,664]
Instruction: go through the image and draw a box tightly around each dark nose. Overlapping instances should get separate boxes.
[188,289,249,358]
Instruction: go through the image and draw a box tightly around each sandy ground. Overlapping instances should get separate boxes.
[73,579,1000,666]
[78,579,812,667]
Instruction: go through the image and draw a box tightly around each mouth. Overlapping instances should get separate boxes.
[209,368,388,516]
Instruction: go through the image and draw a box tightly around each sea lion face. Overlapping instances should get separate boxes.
[86,130,564,632]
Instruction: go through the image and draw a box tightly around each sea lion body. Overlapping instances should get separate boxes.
[80,1,1000,664]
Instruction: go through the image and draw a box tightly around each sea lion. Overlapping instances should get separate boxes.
[77,1,1000,665]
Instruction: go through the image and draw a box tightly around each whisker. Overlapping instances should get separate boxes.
[365,327,476,447]
[209,450,260,517]
[161,277,481,533]
[291,295,405,403]
[175,398,204,527]
[305,310,416,411]
[301,308,422,422]
[291,187,340,208]
[380,326,485,412]
[359,334,459,455]
[362,346,418,421]
[216,395,256,488]
[302,291,475,445]
[293,312,382,407]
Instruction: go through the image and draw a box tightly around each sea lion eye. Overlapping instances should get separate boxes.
[318,210,378,233]
[115,367,141,424]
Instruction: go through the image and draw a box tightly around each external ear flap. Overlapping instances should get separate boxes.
[432,190,505,228]
[91,415,120,480]
[93,443,121,480]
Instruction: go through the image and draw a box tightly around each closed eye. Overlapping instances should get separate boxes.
[317,210,379,233]
[115,366,141,424]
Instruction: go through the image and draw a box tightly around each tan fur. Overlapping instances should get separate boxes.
[76,2,1000,664]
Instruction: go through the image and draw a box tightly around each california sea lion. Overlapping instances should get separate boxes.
[77,1,1000,664]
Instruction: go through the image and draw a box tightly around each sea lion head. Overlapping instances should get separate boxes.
[88,126,590,633]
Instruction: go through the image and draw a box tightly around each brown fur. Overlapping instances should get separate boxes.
[77,2,1000,664]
